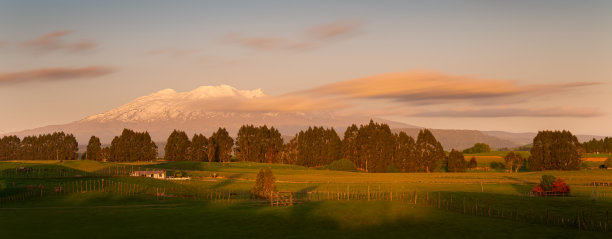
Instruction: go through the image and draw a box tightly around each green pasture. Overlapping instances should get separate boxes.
[0,195,608,239]
[2,160,612,237]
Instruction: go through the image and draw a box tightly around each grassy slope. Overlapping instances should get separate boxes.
[0,195,606,239]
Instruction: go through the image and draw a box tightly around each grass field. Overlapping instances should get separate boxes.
[0,195,608,239]
[2,159,612,238]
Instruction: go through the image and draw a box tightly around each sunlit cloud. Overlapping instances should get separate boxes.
[0,66,114,85]
[22,30,97,53]
[301,71,600,105]
[222,20,362,52]
[408,107,603,118]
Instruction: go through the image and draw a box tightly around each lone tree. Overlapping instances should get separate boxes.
[528,130,581,171]
[251,168,276,199]
[504,151,524,173]
[447,149,467,172]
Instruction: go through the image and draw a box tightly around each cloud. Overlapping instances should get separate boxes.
[408,107,603,118]
[301,71,600,105]
[22,31,97,53]
[0,66,113,85]
[222,20,362,51]
[305,20,362,40]
[146,48,198,58]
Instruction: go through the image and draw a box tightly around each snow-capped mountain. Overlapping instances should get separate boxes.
[12,85,417,144]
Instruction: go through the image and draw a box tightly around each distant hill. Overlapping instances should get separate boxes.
[393,128,518,150]
[482,131,609,146]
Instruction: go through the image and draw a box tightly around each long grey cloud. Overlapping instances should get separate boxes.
[408,107,603,118]
[22,31,97,53]
[0,66,113,85]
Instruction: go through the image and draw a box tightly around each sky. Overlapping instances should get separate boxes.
[1,0,611,135]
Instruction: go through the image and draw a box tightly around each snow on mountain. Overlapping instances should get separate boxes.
[83,85,266,123]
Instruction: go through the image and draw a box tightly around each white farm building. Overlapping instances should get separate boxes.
[130,170,166,179]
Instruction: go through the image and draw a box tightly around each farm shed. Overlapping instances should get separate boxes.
[130,170,166,179]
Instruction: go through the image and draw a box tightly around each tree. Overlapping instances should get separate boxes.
[415,129,445,173]
[341,124,359,163]
[86,136,102,161]
[188,134,208,161]
[504,152,525,173]
[210,128,234,163]
[395,132,417,172]
[353,121,396,173]
[251,168,276,199]
[462,143,491,154]
[467,156,478,169]
[528,130,581,171]
[279,135,298,164]
[447,149,467,172]
[164,130,191,161]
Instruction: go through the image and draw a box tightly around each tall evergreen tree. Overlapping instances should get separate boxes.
[164,130,191,161]
[86,135,102,161]
[447,149,467,172]
[341,124,359,162]
[415,129,445,173]
[395,132,417,172]
[188,133,208,161]
[210,128,234,163]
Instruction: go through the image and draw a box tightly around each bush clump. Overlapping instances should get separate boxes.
[251,168,276,199]
[489,162,504,171]
[325,158,357,172]
[531,175,570,195]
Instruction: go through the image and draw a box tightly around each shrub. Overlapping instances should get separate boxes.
[467,157,477,169]
[489,162,504,170]
[531,175,570,195]
[251,168,276,199]
[540,175,556,191]
[325,158,357,172]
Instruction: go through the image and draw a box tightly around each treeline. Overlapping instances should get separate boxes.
[84,129,158,162]
[0,132,78,161]
[582,137,612,153]
[0,123,595,172]
[273,121,449,173]
[160,121,451,173]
